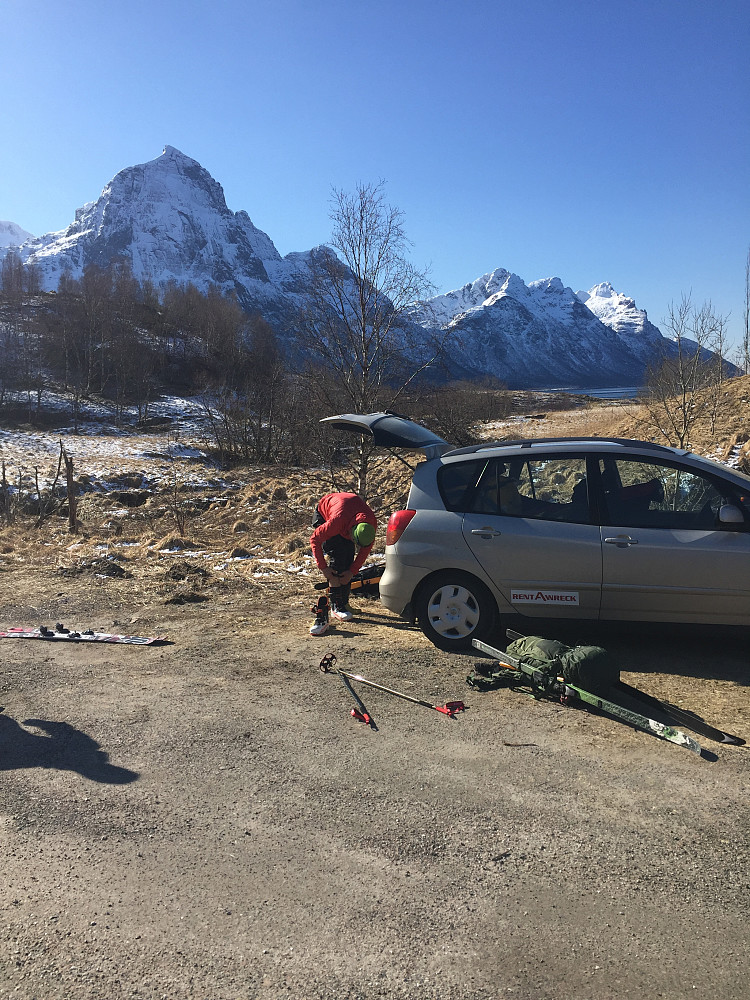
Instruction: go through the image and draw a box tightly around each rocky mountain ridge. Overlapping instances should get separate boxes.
[412,271,667,386]
[2,146,672,387]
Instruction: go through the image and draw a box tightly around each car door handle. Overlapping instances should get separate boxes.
[471,528,502,538]
[604,535,638,547]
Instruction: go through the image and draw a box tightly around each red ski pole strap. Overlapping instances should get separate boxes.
[435,701,466,716]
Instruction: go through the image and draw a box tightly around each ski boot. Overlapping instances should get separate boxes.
[309,595,330,636]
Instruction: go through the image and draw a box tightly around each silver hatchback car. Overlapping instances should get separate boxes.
[323,412,750,650]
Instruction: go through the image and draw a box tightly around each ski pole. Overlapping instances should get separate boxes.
[338,670,465,717]
[337,670,376,728]
[319,652,377,728]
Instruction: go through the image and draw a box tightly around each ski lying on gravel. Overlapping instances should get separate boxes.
[561,680,702,754]
[0,626,167,645]
[472,638,702,755]
[613,680,744,746]
[502,628,742,747]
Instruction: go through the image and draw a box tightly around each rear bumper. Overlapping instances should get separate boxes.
[379,561,427,616]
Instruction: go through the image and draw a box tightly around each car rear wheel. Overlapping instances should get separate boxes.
[415,572,496,651]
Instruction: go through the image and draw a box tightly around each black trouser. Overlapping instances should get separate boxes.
[313,510,353,608]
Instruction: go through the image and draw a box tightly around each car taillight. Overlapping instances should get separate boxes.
[386,509,416,546]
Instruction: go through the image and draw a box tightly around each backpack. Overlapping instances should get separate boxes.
[505,635,619,694]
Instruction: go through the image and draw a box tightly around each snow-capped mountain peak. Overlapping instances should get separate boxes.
[420,268,517,326]
[576,282,659,344]
[161,144,199,164]
[0,220,34,249]
[3,146,291,313]
[412,269,669,387]
[420,270,586,329]
[0,147,684,387]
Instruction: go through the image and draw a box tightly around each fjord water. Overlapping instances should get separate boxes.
[549,386,641,399]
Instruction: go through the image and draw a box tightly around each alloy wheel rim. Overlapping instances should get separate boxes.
[427,584,480,638]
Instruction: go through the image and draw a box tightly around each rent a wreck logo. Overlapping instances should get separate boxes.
[511,590,580,606]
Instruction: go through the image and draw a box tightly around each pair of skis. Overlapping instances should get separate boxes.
[613,679,744,747]
[473,634,744,755]
[319,653,465,730]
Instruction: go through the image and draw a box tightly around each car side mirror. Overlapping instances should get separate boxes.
[719,504,745,525]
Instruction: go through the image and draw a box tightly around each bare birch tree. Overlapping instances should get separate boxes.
[641,295,729,447]
[301,181,444,497]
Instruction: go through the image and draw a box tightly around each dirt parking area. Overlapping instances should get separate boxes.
[1,560,749,1000]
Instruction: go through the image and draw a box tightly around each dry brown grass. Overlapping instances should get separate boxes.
[492,377,750,470]
[3,380,750,602]
[501,403,640,440]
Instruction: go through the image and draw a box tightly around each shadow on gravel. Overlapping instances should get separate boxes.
[349,609,420,631]
[354,609,749,687]
[0,715,139,784]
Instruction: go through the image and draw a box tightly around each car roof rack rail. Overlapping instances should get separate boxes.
[445,437,691,457]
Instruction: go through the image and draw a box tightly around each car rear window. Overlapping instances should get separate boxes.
[365,415,447,449]
[469,455,591,523]
[438,460,486,511]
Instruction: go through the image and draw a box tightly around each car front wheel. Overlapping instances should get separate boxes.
[415,572,496,651]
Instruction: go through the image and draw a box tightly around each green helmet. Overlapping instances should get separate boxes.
[352,522,376,547]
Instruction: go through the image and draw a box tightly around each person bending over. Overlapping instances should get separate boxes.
[309,492,377,633]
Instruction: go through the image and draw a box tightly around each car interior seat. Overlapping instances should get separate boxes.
[616,477,664,509]
[603,473,665,523]
[496,474,523,515]
[472,463,523,516]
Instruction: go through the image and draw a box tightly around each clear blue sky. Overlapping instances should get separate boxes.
[2,0,748,346]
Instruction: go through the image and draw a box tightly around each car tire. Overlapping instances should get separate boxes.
[415,571,497,652]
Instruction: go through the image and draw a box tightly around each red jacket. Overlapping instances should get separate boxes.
[310,493,377,574]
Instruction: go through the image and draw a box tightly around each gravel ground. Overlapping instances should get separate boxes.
[1,563,749,1000]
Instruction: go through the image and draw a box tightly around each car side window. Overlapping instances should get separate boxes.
[471,459,523,515]
[598,457,737,529]
[438,460,486,511]
[470,456,590,523]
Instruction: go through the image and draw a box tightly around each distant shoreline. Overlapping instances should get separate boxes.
[546,386,641,400]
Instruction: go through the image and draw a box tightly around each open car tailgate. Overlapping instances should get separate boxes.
[321,412,451,460]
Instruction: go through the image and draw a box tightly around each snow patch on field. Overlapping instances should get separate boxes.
[0,393,218,492]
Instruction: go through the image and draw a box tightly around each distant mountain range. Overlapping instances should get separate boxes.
[410,273,667,387]
[1,146,677,388]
